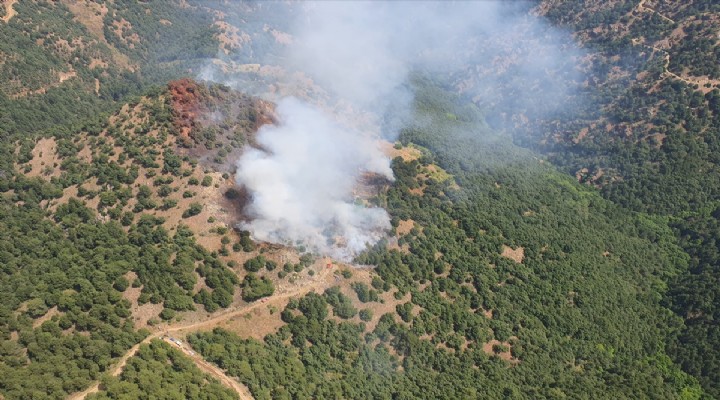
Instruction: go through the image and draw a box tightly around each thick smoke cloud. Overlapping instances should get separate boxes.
[236,98,392,259]
[204,1,583,259]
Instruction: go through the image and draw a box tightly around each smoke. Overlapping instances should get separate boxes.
[236,97,392,259]
[199,1,584,259]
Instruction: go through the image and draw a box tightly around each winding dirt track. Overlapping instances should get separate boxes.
[637,0,675,24]
[631,0,720,93]
[166,337,256,400]
[66,265,336,400]
[1,0,17,23]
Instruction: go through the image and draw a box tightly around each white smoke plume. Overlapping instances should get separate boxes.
[236,97,392,259]
[201,1,583,259]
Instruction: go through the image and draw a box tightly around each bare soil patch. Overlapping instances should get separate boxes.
[122,272,163,329]
[387,238,411,254]
[482,339,518,364]
[32,306,60,328]
[217,301,288,340]
[1,0,17,23]
[23,137,60,178]
[380,141,422,162]
[396,219,416,236]
[409,186,426,196]
[501,245,524,264]
[133,303,163,329]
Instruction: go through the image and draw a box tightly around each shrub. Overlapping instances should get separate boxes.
[182,202,202,218]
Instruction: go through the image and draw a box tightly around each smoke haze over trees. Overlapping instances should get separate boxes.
[212,1,586,258]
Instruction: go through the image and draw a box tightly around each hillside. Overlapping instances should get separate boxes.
[0,0,222,143]
[0,79,313,398]
[0,1,719,399]
[0,75,704,399]
[518,1,720,395]
[187,82,701,399]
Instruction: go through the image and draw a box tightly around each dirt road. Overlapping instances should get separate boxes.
[66,263,335,400]
[637,0,675,24]
[1,0,17,23]
[163,337,255,400]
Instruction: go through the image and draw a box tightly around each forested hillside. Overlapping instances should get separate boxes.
[187,82,702,399]
[519,1,720,395]
[0,0,220,142]
[0,0,718,399]
[88,340,239,400]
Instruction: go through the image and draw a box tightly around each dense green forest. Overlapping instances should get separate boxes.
[88,340,239,400]
[509,1,720,395]
[188,83,703,399]
[0,198,148,398]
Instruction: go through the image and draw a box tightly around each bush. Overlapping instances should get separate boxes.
[244,255,266,272]
[182,202,202,218]
[359,309,373,322]
[160,199,177,210]
[351,282,379,303]
[114,277,129,292]
[324,287,357,319]
[159,308,176,320]
[242,273,274,301]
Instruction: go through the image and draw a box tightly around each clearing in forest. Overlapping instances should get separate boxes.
[1,0,17,23]
[501,245,525,263]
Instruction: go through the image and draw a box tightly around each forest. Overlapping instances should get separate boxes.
[0,0,719,399]
[526,1,720,395]
[187,83,703,399]
[88,340,239,400]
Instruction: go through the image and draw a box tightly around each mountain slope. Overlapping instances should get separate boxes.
[187,82,703,399]
[522,1,720,395]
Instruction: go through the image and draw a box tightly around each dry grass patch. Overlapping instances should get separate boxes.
[380,141,422,162]
[408,186,426,196]
[23,137,60,178]
[501,245,524,264]
[396,219,416,236]
[32,306,60,328]
[122,272,162,329]
[387,238,410,254]
[482,339,518,364]
[111,18,140,47]
[1,0,18,23]
[214,20,250,54]
[218,301,289,340]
